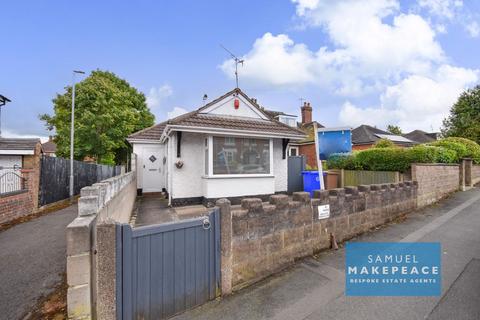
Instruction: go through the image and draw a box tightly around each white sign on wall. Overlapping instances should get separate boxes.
[318,205,330,220]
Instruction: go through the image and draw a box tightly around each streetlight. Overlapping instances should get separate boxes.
[70,70,85,201]
[0,94,12,137]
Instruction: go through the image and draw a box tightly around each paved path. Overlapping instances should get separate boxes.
[174,188,480,320]
[0,205,77,320]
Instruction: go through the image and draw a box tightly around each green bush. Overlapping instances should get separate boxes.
[373,139,396,148]
[326,153,362,170]
[355,148,411,172]
[427,140,468,162]
[442,137,480,163]
[407,145,439,163]
[434,147,457,163]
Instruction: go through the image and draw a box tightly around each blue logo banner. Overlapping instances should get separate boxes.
[345,242,441,296]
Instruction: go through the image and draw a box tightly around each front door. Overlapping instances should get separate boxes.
[142,147,164,192]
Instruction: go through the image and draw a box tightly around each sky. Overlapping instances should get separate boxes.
[2,0,479,141]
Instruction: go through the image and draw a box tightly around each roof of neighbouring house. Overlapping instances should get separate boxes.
[41,137,57,153]
[351,125,416,145]
[262,109,297,118]
[403,130,438,144]
[128,88,306,141]
[0,137,40,152]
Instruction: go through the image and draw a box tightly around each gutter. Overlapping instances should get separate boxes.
[161,124,306,141]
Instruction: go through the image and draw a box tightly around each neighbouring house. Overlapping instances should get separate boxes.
[0,137,42,170]
[351,124,417,150]
[287,102,324,168]
[127,88,306,206]
[41,136,57,157]
[403,130,438,144]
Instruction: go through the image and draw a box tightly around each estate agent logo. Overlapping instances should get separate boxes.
[345,242,441,296]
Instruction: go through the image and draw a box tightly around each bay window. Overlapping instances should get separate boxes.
[211,136,271,175]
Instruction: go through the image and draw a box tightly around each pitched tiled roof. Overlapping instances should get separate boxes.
[0,138,40,150]
[41,140,57,153]
[128,122,167,141]
[128,88,306,141]
[169,113,306,136]
[403,130,438,144]
[351,125,391,144]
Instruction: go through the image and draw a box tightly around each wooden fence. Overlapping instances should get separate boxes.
[329,169,401,188]
[39,156,122,206]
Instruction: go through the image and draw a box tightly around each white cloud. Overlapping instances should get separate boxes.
[167,107,188,119]
[465,21,479,37]
[222,0,444,95]
[2,129,49,143]
[418,0,463,20]
[146,84,173,109]
[339,65,478,131]
[219,0,479,132]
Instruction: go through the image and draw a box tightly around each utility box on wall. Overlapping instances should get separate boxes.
[317,127,352,160]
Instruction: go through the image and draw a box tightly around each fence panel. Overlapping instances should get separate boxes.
[343,170,399,187]
[39,156,121,206]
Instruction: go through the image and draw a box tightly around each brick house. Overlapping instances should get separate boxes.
[287,102,324,168]
[41,136,57,157]
[351,124,416,150]
[128,88,306,206]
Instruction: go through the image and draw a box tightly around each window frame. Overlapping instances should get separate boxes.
[205,135,274,178]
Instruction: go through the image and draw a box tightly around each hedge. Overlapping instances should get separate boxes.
[327,137,480,171]
[442,137,480,163]
[427,140,468,162]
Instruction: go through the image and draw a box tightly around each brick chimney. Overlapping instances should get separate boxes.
[301,102,312,124]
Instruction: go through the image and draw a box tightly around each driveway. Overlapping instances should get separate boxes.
[0,205,77,320]
[173,188,480,320]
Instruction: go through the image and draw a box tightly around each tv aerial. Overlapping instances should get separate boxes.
[220,44,244,88]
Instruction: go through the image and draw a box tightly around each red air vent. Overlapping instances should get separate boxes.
[234,99,240,109]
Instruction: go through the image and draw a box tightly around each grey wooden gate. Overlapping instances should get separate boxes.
[117,209,220,320]
[288,155,305,193]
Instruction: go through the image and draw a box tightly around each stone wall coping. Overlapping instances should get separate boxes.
[229,181,416,218]
[411,163,460,167]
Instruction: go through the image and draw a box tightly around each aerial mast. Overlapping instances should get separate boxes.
[220,44,244,88]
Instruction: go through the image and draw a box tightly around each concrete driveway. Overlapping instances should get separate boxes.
[173,188,480,320]
[0,205,77,320]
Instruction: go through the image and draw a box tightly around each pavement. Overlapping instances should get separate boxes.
[173,187,480,320]
[134,195,208,226]
[0,205,77,320]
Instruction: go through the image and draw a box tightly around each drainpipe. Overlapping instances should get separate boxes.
[168,134,173,206]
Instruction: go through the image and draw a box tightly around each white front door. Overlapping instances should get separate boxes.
[142,147,164,192]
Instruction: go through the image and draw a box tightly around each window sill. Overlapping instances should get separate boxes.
[202,174,274,179]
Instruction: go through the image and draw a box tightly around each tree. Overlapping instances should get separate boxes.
[386,124,402,135]
[40,70,154,165]
[442,85,480,144]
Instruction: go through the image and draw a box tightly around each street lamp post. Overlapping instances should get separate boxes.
[70,70,85,201]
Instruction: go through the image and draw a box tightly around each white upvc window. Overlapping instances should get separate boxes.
[278,116,297,127]
[206,135,273,177]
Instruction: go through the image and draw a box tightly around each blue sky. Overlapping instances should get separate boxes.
[2,0,479,140]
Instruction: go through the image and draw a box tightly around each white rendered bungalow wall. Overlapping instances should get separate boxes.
[169,132,288,201]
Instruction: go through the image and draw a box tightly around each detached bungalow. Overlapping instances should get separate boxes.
[128,88,306,206]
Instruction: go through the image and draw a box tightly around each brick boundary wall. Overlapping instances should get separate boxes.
[411,164,460,208]
[218,181,418,292]
[0,169,36,225]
